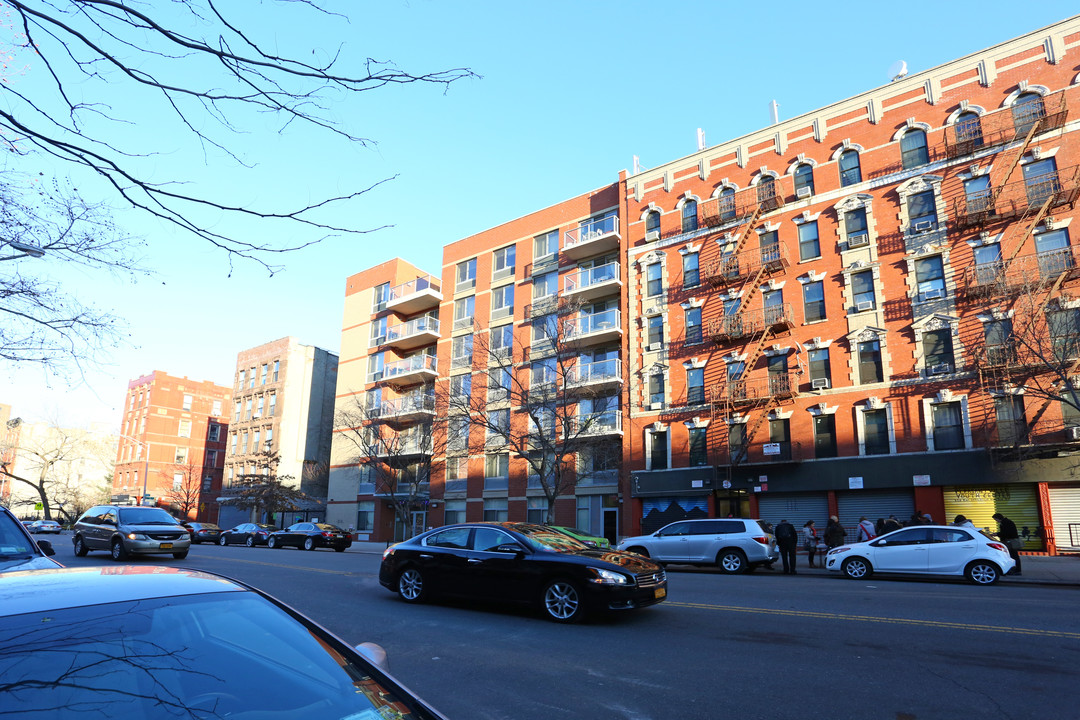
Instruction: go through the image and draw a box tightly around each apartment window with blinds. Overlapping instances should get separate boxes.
[683,252,699,288]
[687,367,705,405]
[933,402,964,450]
[685,307,702,344]
[798,221,820,260]
[646,263,662,297]
[689,427,708,466]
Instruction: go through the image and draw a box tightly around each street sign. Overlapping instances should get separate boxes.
[763,443,780,455]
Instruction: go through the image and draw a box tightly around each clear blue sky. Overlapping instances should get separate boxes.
[4,1,1077,429]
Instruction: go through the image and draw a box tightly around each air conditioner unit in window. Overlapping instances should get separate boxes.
[645,230,660,242]
[921,288,945,301]
[1068,426,1080,441]
[796,186,812,199]
[912,221,935,234]
[929,363,952,375]
[811,378,831,390]
[848,233,869,248]
[647,343,662,351]
[855,300,874,312]
[649,402,663,410]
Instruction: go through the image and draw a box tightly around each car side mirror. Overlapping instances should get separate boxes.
[874,539,888,546]
[582,540,598,548]
[494,543,526,555]
[355,642,389,671]
[37,540,55,556]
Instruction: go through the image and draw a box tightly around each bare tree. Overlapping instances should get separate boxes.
[219,449,315,524]
[335,386,444,539]
[162,460,204,520]
[446,306,623,525]
[0,1,477,269]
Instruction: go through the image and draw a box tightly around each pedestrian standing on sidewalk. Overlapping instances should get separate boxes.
[774,519,798,574]
[857,516,877,542]
[992,512,1023,575]
[803,520,820,568]
[825,516,846,549]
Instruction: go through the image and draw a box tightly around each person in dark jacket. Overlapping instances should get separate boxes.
[774,519,798,574]
[992,512,1022,575]
[825,516,846,549]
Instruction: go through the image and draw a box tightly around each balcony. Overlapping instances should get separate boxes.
[382,354,438,386]
[961,246,1080,298]
[565,359,623,393]
[699,182,786,229]
[713,372,798,408]
[944,93,1068,160]
[387,275,443,314]
[563,215,620,260]
[568,411,623,437]
[708,304,795,344]
[385,316,440,351]
[372,394,436,423]
[374,433,432,458]
[952,166,1080,231]
[564,309,622,347]
[705,242,791,287]
[563,262,620,301]
[524,294,562,321]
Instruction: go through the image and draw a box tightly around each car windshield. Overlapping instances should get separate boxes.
[511,524,590,552]
[0,513,36,561]
[118,508,179,525]
[0,591,439,719]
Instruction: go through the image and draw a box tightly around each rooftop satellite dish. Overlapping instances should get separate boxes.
[888,60,908,82]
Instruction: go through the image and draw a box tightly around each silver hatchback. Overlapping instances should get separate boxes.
[617,519,778,574]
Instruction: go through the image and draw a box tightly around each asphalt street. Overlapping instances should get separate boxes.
[54,539,1080,720]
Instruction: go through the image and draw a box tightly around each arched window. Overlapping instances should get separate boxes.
[645,210,661,238]
[839,149,862,187]
[757,175,777,207]
[719,187,736,221]
[900,129,929,170]
[955,111,983,150]
[794,163,815,196]
[1012,92,1046,137]
[681,200,698,232]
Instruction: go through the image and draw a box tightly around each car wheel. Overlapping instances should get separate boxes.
[397,567,426,603]
[173,551,188,559]
[966,561,1000,585]
[110,539,128,562]
[717,549,748,574]
[245,536,255,547]
[542,579,584,623]
[267,536,278,549]
[842,557,872,579]
[303,537,316,551]
[625,546,650,558]
[73,535,89,556]
[219,535,228,546]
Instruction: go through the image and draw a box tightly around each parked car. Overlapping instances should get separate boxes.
[617,518,778,574]
[182,521,222,544]
[0,565,448,719]
[379,522,667,623]
[219,522,278,547]
[73,505,191,561]
[825,525,1015,585]
[267,522,352,552]
[28,519,63,534]
[0,505,62,573]
[549,525,611,548]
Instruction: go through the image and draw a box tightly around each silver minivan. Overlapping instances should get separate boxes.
[73,505,191,561]
[617,519,778,574]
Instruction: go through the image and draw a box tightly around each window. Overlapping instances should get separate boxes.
[450,373,472,398]
[995,396,1028,446]
[794,163,814,196]
[491,284,514,319]
[647,315,664,347]
[488,409,510,444]
[729,423,747,463]
[454,296,475,329]
[1012,92,1045,137]
[852,270,876,311]
[933,402,964,450]
[534,231,558,263]
[527,497,547,525]
[649,430,668,470]
[1034,228,1072,278]
[915,255,946,301]
[809,348,831,388]
[1049,308,1080,361]
[356,501,375,533]
[813,415,837,458]
[490,324,513,360]
[839,149,862,187]
[649,373,665,407]
[683,252,700,288]
[803,280,825,323]
[483,498,508,523]
[248,369,256,389]
[645,210,661,238]
[372,282,389,313]
[798,221,820,261]
[268,393,276,416]
[685,306,702,344]
[681,200,698,232]
[757,175,777,206]
[984,319,1015,365]
[233,400,241,420]
[456,258,477,292]
[767,355,789,395]
[212,399,221,417]
[531,358,555,389]
[173,472,184,491]
[762,288,783,325]
[244,398,252,419]
[907,190,938,233]
[178,418,191,438]
[182,394,193,411]
[759,229,779,265]
[208,423,220,442]
[368,352,384,382]
[900,128,929,169]
[255,396,265,417]
[484,453,509,479]
[858,340,883,384]
[533,271,557,302]
[272,360,279,382]
[252,430,260,453]
[955,111,983,150]
[205,449,219,467]
[646,263,662,297]
[687,367,705,405]
[265,427,273,450]
[689,427,708,466]
[923,329,954,372]
[719,187,736,221]
[448,417,470,454]
[230,433,237,454]
[863,409,889,455]
[769,419,791,461]
[260,364,268,385]
[492,245,516,280]
[532,314,554,345]
[964,175,992,215]
[845,207,868,246]
[370,316,387,346]
[452,334,473,369]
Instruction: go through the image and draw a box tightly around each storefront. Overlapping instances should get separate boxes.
[942,484,1043,550]
[836,490,915,529]
[755,492,830,532]
[1047,485,1080,552]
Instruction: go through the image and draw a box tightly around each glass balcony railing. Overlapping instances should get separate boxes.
[565,309,620,340]
[383,354,438,380]
[569,411,622,435]
[373,394,436,418]
[389,275,441,301]
[567,359,622,386]
[564,262,620,294]
[564,215,620,251]
[386,316,440,344]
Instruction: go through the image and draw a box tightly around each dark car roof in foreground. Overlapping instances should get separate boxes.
[0,567,245,617]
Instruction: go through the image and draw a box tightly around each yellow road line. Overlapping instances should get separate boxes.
[665,601,1080,639]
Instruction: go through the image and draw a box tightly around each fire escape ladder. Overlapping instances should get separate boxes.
[741,326,775,384]
[1002,194,1055,268]
[987,120,1041,208]
[729,202,767,259]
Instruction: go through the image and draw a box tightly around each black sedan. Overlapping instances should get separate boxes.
[267,522,352,552]
[379,522,667,623]
[219,522,278,547]
[181,522,222,544]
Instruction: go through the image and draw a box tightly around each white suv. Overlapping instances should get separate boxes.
[617,519,778,574]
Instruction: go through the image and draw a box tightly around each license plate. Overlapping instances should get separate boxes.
[655,587,666,599]
[159,543,173,549]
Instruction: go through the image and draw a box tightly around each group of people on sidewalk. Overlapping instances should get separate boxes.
[768,512,1022,575]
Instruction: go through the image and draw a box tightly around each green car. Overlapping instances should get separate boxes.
[550,526,611,549]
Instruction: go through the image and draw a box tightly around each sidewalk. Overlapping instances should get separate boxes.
[352,540,1080,587]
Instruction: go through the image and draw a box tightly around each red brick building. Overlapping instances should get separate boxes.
[113,372,230,521]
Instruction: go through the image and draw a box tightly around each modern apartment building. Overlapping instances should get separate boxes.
[219,337,338,529]
[113,372,230,520]
[330,15,1080,553]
